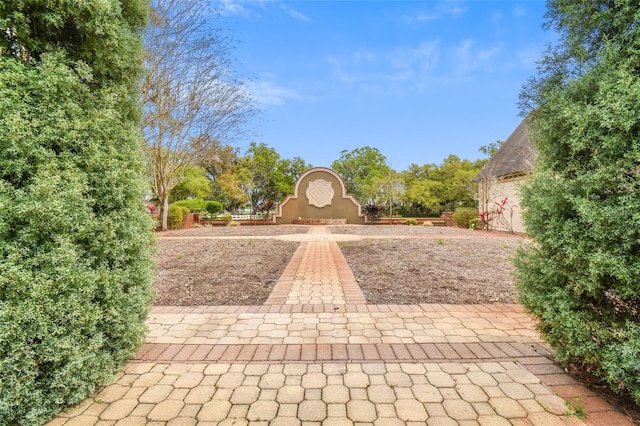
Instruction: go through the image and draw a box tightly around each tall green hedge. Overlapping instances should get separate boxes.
[515,44,640,403]
[0,2,154,424]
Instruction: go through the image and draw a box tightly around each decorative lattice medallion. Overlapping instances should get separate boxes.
[306,179,334,208]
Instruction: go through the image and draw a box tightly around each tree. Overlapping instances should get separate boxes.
[478,140,503,158]
[331,147,390,203]
[169,166,212,203]
[434,155,480,211]
[217,173,248,212]
[366,170,404,218]
[237,143,310,214]
[142,0,256,230]
[0,2,154,424]
[399,156,482,215]
[516,1,640,403]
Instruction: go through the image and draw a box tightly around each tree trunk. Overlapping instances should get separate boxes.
[161,192,169,231]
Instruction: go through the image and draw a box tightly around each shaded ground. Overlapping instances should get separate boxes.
[153,225,524,306]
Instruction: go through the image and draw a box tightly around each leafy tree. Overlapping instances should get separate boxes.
[435,155,480,211]
[402,177,443,215]
[280,156,311,195]
[218,173,248,212]
[238,143,310,214]
[478,140,503,158]
[400,156,482,215]
[516,0,640,403]
[365,170,404,218]
[142,0,256,230]
[0,2,154,424]
[331,147,390,203]
[169,166,212,203]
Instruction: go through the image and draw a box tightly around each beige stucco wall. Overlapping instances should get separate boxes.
[477,175,527,234]
[274,167,366,224]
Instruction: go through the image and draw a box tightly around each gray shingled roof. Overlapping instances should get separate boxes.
[473,119,536,181]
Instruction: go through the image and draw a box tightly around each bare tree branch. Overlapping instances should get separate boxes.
[142,0,256,229]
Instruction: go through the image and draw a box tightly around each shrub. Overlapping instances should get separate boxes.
[452,207,478,228]
[206,200,223,215]
[363,202,385,222]
[423,220,434,227]
[0,3,153,423]
[227,220,241,227]
[469,217,481,230]
[168,205,190,229]
[172,198,206,212]
[221,213,233,222]
[404,218,418,226]
[516,44,640,403]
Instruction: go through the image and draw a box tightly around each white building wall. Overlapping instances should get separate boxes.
[477,175,528,234]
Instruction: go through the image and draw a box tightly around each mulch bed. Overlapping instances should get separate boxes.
[153,224,524,306]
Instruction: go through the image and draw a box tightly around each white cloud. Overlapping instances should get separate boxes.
[247,80,305,106]
[328,40,442,92]
[454,39,502,74]
[218,0,251,16]
[215,0,311,22]
[405,1,466,24]
[279,3,311,22]
[512,5,527,17]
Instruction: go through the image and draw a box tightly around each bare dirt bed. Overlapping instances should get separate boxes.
[338,237,521,304]
[153,225,524,306]
[153,238,300,305]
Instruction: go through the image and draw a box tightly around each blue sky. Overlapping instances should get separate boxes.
[215,0,554,170]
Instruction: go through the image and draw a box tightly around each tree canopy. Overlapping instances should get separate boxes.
[331,147,391,203]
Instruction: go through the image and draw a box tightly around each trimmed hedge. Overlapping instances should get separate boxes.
[0,2,154,424]
[171,198,207,212]
[452,207,478,228]
[168,205,190,229]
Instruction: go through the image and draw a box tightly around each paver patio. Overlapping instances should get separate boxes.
[47,226,634,425]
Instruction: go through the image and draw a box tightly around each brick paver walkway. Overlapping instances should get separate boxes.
[47,226,634,426]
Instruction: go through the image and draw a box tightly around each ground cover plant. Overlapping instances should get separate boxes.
[0,2,154,424]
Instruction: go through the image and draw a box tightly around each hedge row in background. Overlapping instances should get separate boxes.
[0,2,154,424]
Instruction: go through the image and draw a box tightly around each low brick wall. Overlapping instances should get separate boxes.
[374,218,446,226]
[293,218,347,225]
[442,212,455,227]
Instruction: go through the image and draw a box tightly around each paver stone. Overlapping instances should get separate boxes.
[298,400,327,421]
[394,399,428,422]
[367,385,397,404]
[99,399,138,421]
[148,400,185,422]
[198,400,232,422]
[443,399,478,421]
[488,397,527,418]
[139,385,173,404]
[322,385,350,404]
[411,384,443,403]
[477,415,513,425]
[247,400,279,421]
[230,386,260,404]
[277,385,305,404]
[347,400,377,422]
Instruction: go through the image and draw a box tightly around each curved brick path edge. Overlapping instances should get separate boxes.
[47,226,634,426]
